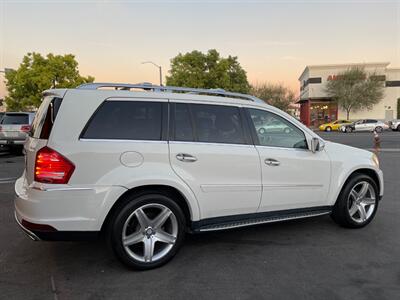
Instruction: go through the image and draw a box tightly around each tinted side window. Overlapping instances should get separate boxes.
[247,108,307,149]
[190,104,245,144]
[173,103,194,141]
[82,101,162,140]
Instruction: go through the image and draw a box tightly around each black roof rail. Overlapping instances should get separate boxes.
[76,82,264,103]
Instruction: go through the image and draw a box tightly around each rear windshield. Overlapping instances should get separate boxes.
[0,113,29,125]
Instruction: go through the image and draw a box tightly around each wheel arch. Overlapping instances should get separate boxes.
[335,168,381,204]
[100,184,196,233]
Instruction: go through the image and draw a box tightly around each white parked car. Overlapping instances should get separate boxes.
[340,119,389,133]
[15,83,384,269]
[0,112,35,152]
[390,119,400,131]
[254,118,293,134]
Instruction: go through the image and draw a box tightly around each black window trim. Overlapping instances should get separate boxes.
[244,107,310,151]
[79,98,167,142]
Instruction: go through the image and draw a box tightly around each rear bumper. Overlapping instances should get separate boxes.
[0,139,25,145]
[15,211,99,241]
[14,176,127,234]
[14,211,41,241]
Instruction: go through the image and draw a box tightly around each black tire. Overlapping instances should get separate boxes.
[331,174,379,228]
[397,125,400,131]
[375,126,383,133]
[325,126,332,132]
[284,127,292,134]
[345,127,352,133]
[258,128,266,134]
[107,193,186,270]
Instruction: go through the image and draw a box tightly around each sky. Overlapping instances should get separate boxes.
[0,0,399,98]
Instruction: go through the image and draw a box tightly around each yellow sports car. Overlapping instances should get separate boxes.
[319,120,352,131]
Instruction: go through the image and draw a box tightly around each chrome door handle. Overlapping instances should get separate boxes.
[176,153,197,162]
[264,158,280,166]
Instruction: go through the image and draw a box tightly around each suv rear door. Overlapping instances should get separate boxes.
[169,102,262,219]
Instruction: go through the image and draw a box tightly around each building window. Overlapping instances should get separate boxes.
[307,77,322,84]
[386,81,400,87]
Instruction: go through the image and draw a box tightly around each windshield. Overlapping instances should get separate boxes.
[0,113,29,125]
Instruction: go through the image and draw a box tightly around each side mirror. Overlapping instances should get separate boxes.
[310,137,324,153]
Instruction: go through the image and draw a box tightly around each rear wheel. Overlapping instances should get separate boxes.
[397,125,400,131]
[325,126,332,132]
[284,127,292,134]
[331,174,378,228]
[375,126,383,133]
[345,127,353,133]
[107,193,186,270]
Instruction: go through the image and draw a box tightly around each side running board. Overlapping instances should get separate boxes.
[192,206,332,232]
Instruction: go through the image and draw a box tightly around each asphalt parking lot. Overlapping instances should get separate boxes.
[0,131,399,300]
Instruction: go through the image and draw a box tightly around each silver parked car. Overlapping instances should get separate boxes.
[340,119,389,133]
[0,112,35,150]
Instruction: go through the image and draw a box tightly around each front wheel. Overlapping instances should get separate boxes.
[375,126,383,133]
[107,193,186,270]
[325,126,332,132]
[331,174,378,228]
[345,127,353,133]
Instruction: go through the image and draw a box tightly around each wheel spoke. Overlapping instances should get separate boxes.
[357,204,367,221]
[143,237,155,262]
[155,230,176,244]
[349,204,358,216]
[123,232,143,246]
[358,182,369,199]
[135,208,150,228]
[152,208,171,229]
[361,198,375,206]
[350,189,358,200]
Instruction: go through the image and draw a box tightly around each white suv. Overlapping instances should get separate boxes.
[15,83,384,269]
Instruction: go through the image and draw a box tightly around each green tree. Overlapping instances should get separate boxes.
[5,53,94,111]
[325,67,384,120]
[251,83,296,113]
[166,49,250,93]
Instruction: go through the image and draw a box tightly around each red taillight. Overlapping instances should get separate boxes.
[21,125,31,132]
[34,147,75,184]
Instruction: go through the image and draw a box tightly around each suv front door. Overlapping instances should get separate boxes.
[246,108,331,212]
[169,102,262,219]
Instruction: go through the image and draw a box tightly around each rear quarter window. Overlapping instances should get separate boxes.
[81,101,163,141]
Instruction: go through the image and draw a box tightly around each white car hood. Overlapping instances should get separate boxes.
[323,141,373,160]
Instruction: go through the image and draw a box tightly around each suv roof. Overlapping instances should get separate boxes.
[43,83,273,109]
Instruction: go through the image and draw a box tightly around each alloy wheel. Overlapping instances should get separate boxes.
[347,181,376,223]
[121,203,178,263]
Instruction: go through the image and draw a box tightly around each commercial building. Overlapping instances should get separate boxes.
[298,62,400,127]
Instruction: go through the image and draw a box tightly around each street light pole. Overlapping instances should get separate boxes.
[141,61,163,86]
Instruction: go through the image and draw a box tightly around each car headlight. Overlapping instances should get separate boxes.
[372,153,380,168]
